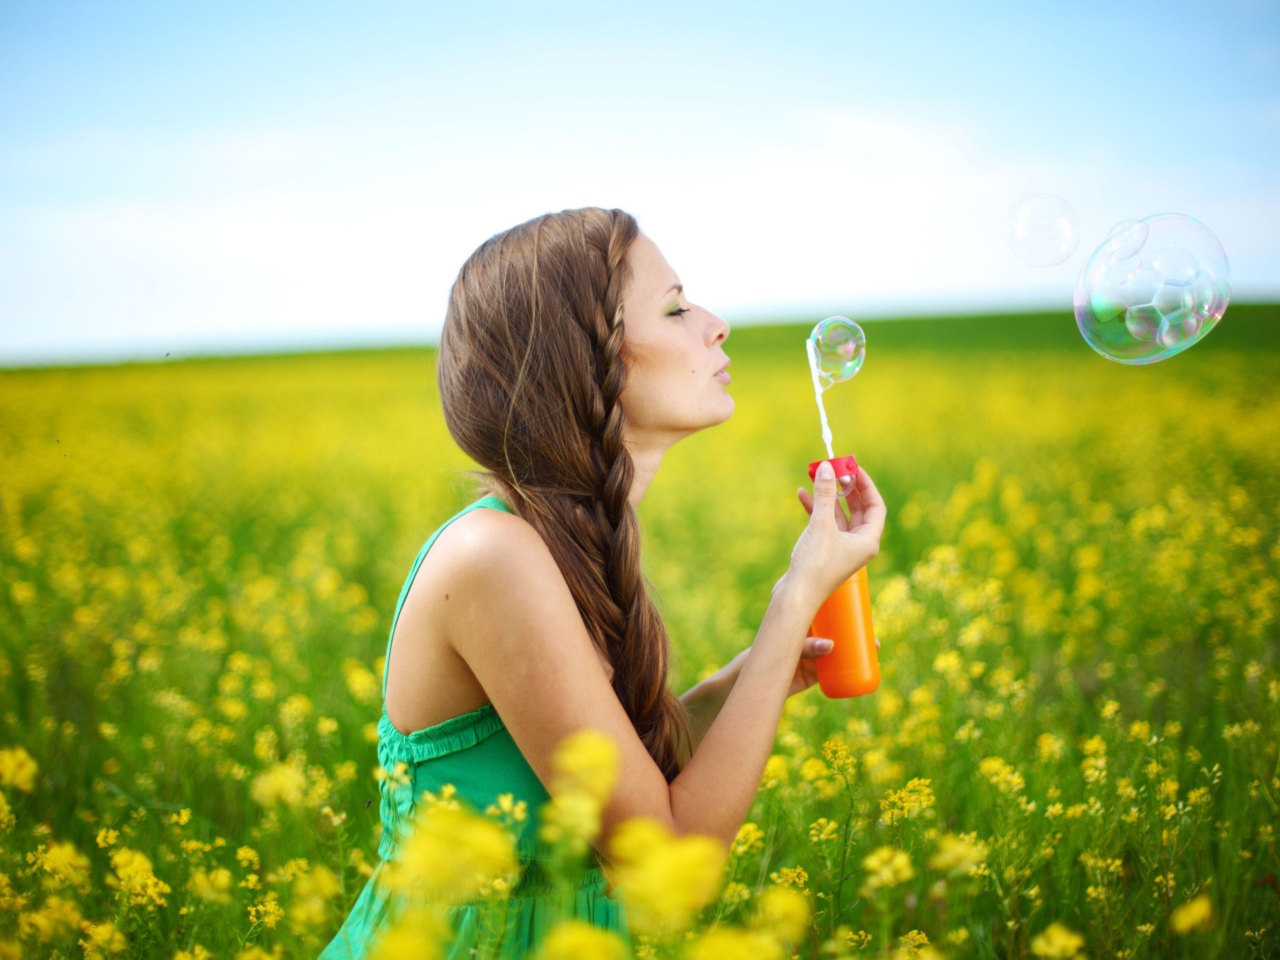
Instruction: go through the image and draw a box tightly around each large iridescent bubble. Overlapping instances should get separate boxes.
[1074,213,1230,365]
[809,316,866,389]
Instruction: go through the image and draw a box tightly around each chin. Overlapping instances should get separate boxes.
[710,393,735,424]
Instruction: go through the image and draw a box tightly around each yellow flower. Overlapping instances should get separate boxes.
[30,840,91,890]
[1036,733,1064,763]
[606,817,727,937]
[237,846,261,870]
[96,828,120,848]
[18,895,82,941]
[860,846,914,897]
[289,866,341,933]
[108,847,171,908]
[1030,922,1085,958]
[278,693,312,729]
[79,920,127,959]
[894,930,932,958]
[808,818,838,844]
[733,822,765,856]
[880,778,935,824]
[238,946,285,960]
[978,756,1025,794]
[531,920,630,960]
[386,802,517,903]
[535,729,620,849]
[0,747,38,793]
[0,792,11,832]
[1170,893,1213,934]
[928,833,988,877]
[247,891,285,929]
[316,716,340,737]
[551,729,619,803]
[684,927,784,960]
[800,757,830,782]
[369,905,447,960]
[250,762,308,808]
[174,946,214,960]
[761,755,789,788]
[768,866,807,889]
[821,735,857,777]
[751,885,809,943]
[188,867,233,904]
[343,658,380,705]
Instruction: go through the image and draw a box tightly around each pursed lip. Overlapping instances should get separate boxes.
[714,359,731,382]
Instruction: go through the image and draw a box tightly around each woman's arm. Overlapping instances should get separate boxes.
[677,633,836,767]
[443,463,884,853]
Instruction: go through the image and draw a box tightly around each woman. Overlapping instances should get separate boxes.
[320,207,886,958]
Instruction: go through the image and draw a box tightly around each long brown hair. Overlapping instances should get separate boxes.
[437,207,692,782]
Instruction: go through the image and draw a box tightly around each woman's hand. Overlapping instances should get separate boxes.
[784,460,887,617]
[788,635,834,696]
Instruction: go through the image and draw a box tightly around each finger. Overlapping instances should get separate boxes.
[849,468,887,536]
[797,488,815,517]
[800,636,835,658]
[809,460,839,530]
[831,491,850,531]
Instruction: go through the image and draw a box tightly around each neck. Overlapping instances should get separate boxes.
[625,431,674,509]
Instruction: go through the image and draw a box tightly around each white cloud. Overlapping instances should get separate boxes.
[2,106,1276,364]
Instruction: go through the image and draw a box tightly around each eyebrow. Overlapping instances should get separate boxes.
[664,284,683,298]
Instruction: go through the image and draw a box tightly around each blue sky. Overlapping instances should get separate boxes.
[2,0,1277,364]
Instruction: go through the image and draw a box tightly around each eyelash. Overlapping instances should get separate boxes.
[668,307,690,317]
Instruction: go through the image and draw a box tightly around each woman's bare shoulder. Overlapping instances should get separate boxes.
[427,504,560,588]
[414,504,570,616]
[425,504,613,680]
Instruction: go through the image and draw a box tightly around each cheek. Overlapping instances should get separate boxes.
[623,344,690,422]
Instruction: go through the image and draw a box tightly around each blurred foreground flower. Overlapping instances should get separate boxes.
[0,747,37,793]
[1170,893,1213,934]
[369,905,449,960]
[384,801,518,903]
[251,762,308,809]
[928,833,988,877]
[685,927,783,960]
[750,885,809,943]
[860,846,913,898]
[606,817,727,938]
[540,729,620,852]
[531,919,630,960]
[1030,922,1085,958]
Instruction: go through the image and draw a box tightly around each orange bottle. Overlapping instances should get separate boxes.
[806,456,881,698]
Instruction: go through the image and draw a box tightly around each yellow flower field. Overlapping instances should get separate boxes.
[1,306,1278,958]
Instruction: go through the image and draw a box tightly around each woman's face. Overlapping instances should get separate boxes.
[619,233,733,445]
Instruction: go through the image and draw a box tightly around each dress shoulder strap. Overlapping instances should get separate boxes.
[380,495,512,699]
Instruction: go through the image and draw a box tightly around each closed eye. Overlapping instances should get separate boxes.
[667,307,690,317]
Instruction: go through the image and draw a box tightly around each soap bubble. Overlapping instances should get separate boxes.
[1007,194,1080,267]
[1074,213,1230,365]
[809,317,866,389]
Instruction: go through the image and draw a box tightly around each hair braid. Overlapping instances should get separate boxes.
[438,206,693,782]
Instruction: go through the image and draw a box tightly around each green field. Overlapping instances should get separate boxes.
[2,305,1279,959]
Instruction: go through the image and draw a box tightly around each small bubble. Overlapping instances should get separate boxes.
[809,317,866,388]
[1007,194,1080,267]
[1107,219,1149,260]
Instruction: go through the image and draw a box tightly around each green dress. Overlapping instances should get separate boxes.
[319,495,629,959]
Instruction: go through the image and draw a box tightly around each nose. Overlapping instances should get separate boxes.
[706,310,730,346]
